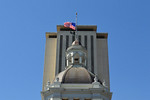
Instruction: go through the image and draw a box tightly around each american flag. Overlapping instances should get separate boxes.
[64,22,76,30]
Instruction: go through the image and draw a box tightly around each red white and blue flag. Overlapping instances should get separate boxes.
[64,22,76,30]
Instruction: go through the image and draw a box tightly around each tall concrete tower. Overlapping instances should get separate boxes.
[41,25,112,100]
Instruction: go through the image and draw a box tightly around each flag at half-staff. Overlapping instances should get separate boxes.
[64,22,76,30]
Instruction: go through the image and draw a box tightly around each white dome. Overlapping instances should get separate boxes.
[54,66,95,83]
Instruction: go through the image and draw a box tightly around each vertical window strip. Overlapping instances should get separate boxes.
[91,36,94,73]
[66,35,69,49]
[72,35,75,42]
[84,36,87,49]
[59,35,63,73]
[79,35,81,44]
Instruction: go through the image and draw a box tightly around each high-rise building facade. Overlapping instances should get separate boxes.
[41,25,112,100]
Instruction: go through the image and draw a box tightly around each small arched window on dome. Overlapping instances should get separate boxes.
[73,52,80,64]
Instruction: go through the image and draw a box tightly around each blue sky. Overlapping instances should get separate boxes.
[0,0,150,100]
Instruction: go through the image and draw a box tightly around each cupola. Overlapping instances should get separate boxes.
[66,39,87,68]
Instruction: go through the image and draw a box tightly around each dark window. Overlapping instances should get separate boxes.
[96,35,105,39]
[66,35,69,49]
[49,35,57,38]
[79,35,81,43]
[91,36,94,73]
[59,35,63,73]
[65,57,66,66]
[74,58,79,62]
[84,36,87,49]
[72,35,75,42]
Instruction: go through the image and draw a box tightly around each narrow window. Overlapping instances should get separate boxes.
[84,36,87,49]
[66,35,69,49]
[59,35,63,73]
[72,35,75,42]
[79,35,81,43]
[91,36,94,73]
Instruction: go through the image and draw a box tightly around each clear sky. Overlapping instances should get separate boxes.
[0,0,150,100]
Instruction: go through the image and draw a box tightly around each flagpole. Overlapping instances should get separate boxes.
[75,12,78,40]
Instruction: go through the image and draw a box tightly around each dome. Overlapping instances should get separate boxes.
[54,66,95,83]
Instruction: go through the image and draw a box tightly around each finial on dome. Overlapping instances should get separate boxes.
[72,39,79,45]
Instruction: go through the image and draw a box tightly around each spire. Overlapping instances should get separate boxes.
[75,12,78,40]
